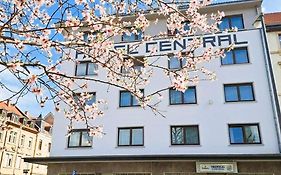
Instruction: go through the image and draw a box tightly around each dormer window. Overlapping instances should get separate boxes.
[0,109,6,119]
[7,113,19,123]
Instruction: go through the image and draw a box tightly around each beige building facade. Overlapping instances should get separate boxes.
[0,102,53,175]
[265,12,281,109]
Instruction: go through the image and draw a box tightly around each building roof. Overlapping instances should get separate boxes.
[0,101,25,116]
[265,12,281,26]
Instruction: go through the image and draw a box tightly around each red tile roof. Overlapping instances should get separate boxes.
[0,101,24,116]
[265,12,281,26]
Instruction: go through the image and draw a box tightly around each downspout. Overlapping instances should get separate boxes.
[258,12,281,153]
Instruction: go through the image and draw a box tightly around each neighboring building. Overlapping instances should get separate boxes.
[0,101,53,175]
[26,0,281,175]
[265,12,281,110]
[29,113,53,175]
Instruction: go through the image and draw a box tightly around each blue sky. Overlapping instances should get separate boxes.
[1,0,281,118]
[262,0,281,13]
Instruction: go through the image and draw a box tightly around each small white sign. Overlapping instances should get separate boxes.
[196,162,238,173]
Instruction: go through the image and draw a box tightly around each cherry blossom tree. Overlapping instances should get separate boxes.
[0,0,226,136]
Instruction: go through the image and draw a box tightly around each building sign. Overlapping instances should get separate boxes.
[114,32,248,56]
[196,162,238,173]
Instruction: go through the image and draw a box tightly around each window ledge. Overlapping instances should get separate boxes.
[115,146,145,148]
[220,62,252,67]
[169,144,201,147]
[117,106,143,109]
[74,74,98,77]
[228,143,264,146]
[168,103,199,107]
[65,146,93,150]
[224,100,257,104]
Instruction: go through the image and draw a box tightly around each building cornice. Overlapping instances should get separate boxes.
[24,154,281,165]
[266,24,281,32]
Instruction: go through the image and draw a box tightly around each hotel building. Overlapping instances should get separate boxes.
[26,0,281,174]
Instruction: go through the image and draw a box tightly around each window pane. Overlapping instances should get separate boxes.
[244,125,260,143]
[219,18,230,30]
[81,131,92,146]
[171,127,184,144]
[83,33,89,42]
[222,51,234,65]
[132,128,143,145]
[225,86,238,102]
[231,16,243,29]
[183,87,196,104]
[229,127,244,143]
[185,126,199,144]
[122,33,136,42]
[76,63,86,76]
[279,34,281,46]
[137,31,143,40]
[86,94,96,106]
[170,90,182,104]
[235,49,248,64]
[169,57,181,69]
[88,63,98,75]
[132,96,139,106]
[239,85,254,101]
[183,22,190,31]
[119,129,130,145]
[120,92,131,107]
[68,132,80,147]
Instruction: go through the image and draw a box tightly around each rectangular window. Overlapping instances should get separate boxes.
[224,83,255,102]
[229,124,261,144]
[75,61,98,76]
[38,140,42,150]
[221,47,249,65]
[169,87,197,105]
[74,92,96,106]
[48,143,51,152]
[8,131,17,144]
[168,55,186,70]
[0,132,3,142]
[219,15,244,30]
[279,34,281,47]
[171,125,200,145]
[67,129,93,148]
[20,135,25,147]
[118,127,144,146]
[28,137,33,148]
[8,131,13,143]
[5,153,13,167]
[15,156,21,169]
[119,90,144,107]
[122,30,143,42]
[121,57,144,73]
[168,21,190,35]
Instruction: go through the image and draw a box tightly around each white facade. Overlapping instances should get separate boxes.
[51,0,281,157]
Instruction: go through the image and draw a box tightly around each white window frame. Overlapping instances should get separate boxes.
[5,153,13,167]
